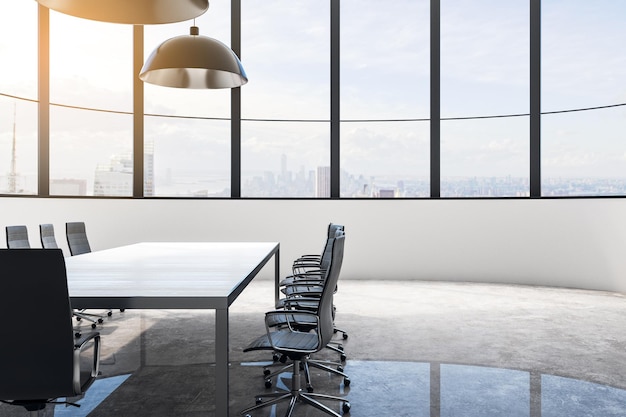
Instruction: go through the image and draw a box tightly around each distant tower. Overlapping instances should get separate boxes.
[144,141,155,196]
[281,154,287,177]
[315,166,331,197]
[7,103,18,193]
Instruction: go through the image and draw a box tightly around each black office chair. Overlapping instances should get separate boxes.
[277,227,349,344]
[6,225,30,248]
[0,249,101,416]
[39,223,59,249]
[260,229,349,389]
[65,222,121,316]
[40,223,104,334]
[241,234,350,417]
[66,222,92,256]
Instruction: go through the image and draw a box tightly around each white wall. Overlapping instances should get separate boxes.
[2,197,626,293]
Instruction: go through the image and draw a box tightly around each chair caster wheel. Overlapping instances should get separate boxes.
[272,353,280,362]
[91,323,97,329]
[264,379,272,388]
[263,368,271,376]
[343,401,351,412]
[342,333,348,340]
[306,385,314,393]
[255,398,262,405]
[344,377,351,386]
[76,317,82,321]
[337,344,344,351]
[75,332,81,338]
[337,366,344,372]
[97,318,104,324]
[279,354,287,363]
[120,309,125,312]
[340,353,347,362]
[107,311,113,316]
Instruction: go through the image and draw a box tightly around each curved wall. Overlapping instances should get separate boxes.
[1,197,625,293]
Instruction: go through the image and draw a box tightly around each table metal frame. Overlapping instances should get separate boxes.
[65,241,280,416]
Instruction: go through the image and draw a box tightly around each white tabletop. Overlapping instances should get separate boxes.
[65,241,279,309]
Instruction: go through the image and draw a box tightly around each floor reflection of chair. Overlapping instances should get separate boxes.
[0,248,101,417]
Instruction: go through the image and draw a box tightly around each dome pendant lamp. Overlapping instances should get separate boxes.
[36,0,209,25]
[139,25,248,89]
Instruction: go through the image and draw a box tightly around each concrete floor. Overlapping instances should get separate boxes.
[2,280,626,417]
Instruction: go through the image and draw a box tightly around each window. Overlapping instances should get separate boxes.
[440,0,530,197]
[49,12,133,196]
[3,1,625,200]
[241,0,330,197]
[0,2,38,194]
[143,7,231,197]
[340,0,430,198]
[542,1,626,196]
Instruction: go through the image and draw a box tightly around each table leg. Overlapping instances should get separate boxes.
[215,307,229,416]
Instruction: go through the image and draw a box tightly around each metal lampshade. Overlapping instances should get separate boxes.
[36,0,209,24]
[139,26,248,89]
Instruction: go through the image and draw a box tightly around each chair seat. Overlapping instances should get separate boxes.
[243,329,319,355]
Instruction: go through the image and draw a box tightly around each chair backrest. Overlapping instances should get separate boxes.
[0,249,76,401]
[317,233,345,349]
[40,223,59,249]
[318,225,345,271]
[327,223,344,238]
[5,225,30,249]
[66,222,91,256]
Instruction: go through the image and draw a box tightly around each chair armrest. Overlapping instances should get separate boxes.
[280,271,324,287]
[294,254,322,262]
[278,297,322,309]
[73,332,101,394]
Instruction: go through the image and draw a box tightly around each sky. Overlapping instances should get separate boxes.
[0,0,625,195]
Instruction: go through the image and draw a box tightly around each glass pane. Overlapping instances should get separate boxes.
[241,1,330,197]
[341,122,430,197]
[542,110,626,196]
[341,0,429,120]
[340,0,430,198]
[542,1,626,196]
[241,0,330,119]
[241,121,329,197]
[441,117,530,197]
[50,107,133,196]
[0,2,38,99]
[145,117,230,197]
[440,0,529,197]
[0,3,38,195]
[144,6,231,196]
[49,11,133,196]
[50,11,132,111]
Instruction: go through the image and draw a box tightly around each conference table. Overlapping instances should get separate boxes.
[64,241,280,416]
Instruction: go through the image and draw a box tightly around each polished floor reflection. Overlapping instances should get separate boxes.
[1,280,625,417]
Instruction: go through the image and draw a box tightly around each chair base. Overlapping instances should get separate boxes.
[264,358,350,392]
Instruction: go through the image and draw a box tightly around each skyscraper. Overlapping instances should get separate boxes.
[316,166,330,197]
